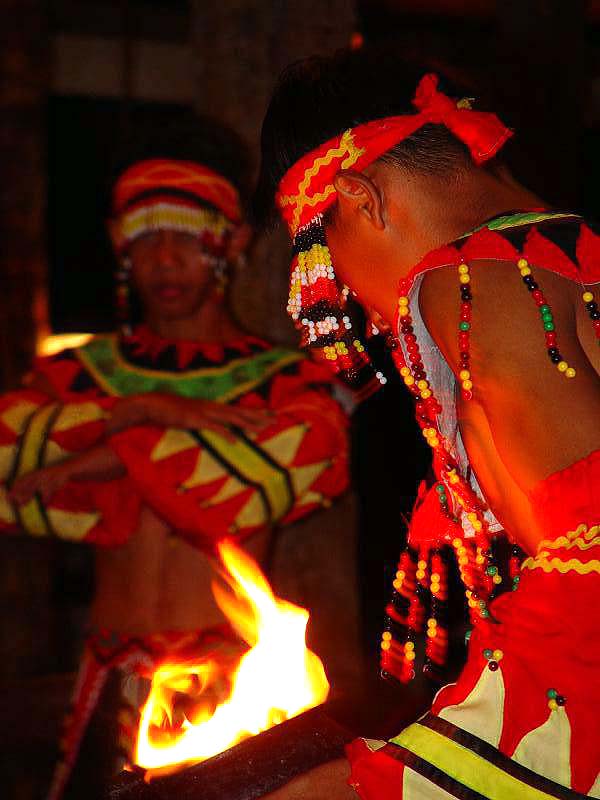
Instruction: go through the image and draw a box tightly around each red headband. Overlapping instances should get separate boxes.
[113,158,242,224]
[276,73,512,235]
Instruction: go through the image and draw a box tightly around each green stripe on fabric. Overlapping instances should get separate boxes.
[75,335,303,401]
[459,211,580,240]
[391,722,566,800]
[200,430,293,523]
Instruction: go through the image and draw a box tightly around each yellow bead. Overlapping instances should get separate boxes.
[459,274,471,284]
[459,369,470,381]
[472,521,483,532]
[381,640,391,651]
[476,555,485,565]
[566,367,576,378]
[459,556,469,566]
[398,296,409,306]
[404,375,415,386]
[417,379,429,390]
[400,366,411,377]
[493,574,502,584]
[418,560,427,570]
[452,538,463,548]
[462,379,473,391]
[393,580,401,590]
[429,437,440,448]
[427,618,437,628]
[421,389,432,399]
[519,266,531,277]
[557,361,568,372]
[416,570,425,580]
[449,473,460,485]
[427,629,437,638]
[517,258,528,269]
[406,650,416,661]
[467,512,478,522]
[548,698,558,711]
[458,264,469,275]
[430,572,440,581]
[582,291,594,303]
[405,641,415,651]
[398,306,409,317]
[492,649,503,661]
[382,631,392,641]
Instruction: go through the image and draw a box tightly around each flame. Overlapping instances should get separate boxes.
[135,539,329,772]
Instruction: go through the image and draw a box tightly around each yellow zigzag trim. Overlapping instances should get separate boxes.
[522,523,600,574]
[279,130,366,231]
[522,554,600,575]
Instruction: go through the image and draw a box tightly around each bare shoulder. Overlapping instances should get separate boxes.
[418,258,581,381]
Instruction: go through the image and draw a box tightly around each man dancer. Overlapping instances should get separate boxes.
[1,117,349,798]
[254,49,599,799]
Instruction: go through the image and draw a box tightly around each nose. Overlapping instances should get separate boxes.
[154,230,178,269]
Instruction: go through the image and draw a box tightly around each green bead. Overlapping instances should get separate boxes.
[465,629,472,644]
[481,609,490,618]
[483,648,493,659]
[541,313,553,324]
[459,321,470,331]
[439,494,447,505]
[539,304,551,315]
[435,484,446,494]
[547,688,558,699]
[543,321,555,331]
[486,565,498,576]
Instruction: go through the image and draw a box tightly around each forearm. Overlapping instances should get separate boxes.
[67,443,126,482]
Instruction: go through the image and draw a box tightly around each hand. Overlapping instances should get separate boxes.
[10,462,73,505]
[108,394,273,441]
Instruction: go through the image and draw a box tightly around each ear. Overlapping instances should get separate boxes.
[333,169,385,230]
[226,222,253,263]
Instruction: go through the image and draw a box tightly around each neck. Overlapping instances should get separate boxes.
[409,167,546,256]
[145,293,244,343]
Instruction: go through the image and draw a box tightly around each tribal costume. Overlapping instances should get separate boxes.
[273,73,600,798]
[0,155,349,798]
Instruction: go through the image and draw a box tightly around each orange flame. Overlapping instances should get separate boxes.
[135,540,329,772]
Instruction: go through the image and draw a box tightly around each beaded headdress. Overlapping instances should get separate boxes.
[276,73,515,681]
[111,158,242,333]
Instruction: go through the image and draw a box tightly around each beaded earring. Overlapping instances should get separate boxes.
[213,258,229,296]
[116,256,132,337]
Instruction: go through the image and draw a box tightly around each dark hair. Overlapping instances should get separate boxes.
[109,112,252,212]
[254,47,489,227]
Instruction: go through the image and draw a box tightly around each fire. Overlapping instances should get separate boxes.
[135,539,330,772]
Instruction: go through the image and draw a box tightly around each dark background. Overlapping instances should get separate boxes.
[0,1,598,797]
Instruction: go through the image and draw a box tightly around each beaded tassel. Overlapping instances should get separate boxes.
[424,548,449,680]
[382,547,419,683]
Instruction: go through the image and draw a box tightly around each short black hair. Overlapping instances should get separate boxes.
[254,47,494,227]
[109,111,252,212]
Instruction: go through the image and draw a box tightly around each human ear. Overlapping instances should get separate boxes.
[226,222,253,263]
[333,170,385,230]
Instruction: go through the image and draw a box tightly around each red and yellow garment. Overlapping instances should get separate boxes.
[0,327,349,550]
[349,450,600,799]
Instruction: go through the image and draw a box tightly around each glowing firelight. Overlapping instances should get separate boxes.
[135,539,330,772]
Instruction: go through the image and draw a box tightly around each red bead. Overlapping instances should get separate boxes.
[532,289,544,304]
[404,333,416,344]
[545,331,557,346]
[462,389,473,401]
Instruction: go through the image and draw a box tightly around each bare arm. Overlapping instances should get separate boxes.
[10,444,125,505]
